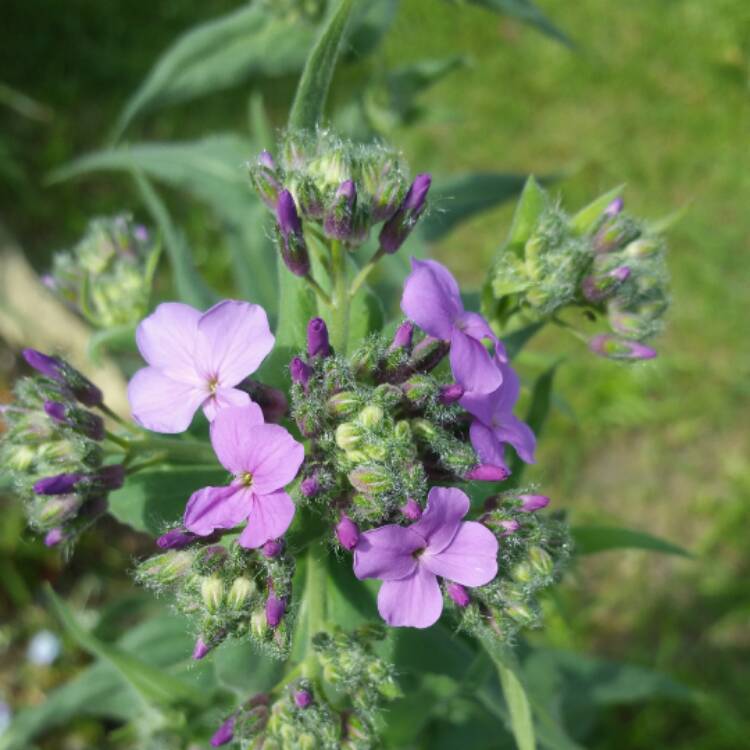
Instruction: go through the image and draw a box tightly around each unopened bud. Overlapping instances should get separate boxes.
[438,383,464,405]
[210,716,236,747]
[262,539,284,558]
[348,465,392,495]
[326,391,360,417]
[290,356,313,389]
[324,180,356,241]
[528,546,554,577]
[201,576,224,612]
[389,321,414,353]
[294,689,313,709]
[192,636,215,660]
[336,515,360,551]
[500,519,521,535]
[228,576,256,609]
[23,349,102,407]
[593,214,640,254]
[37,494,82,526]
[518,494,550,512]
[276,190,310,277]
[624,237,661,259]
[33,472,82,496]
[401,497,422,520]
[138,550,194,585]
[407,336,449,375]
[464,464,510,482]
[393,420,412,441]
[250,609,267,639]
[581,266,631,303]
[447,582,470,607]
[402,375,434,403]
[265,595,286,628]
[512,561,534,584]
[506,602,535,625]
[300,475,320,498]
[307,317,331,358]
[379,174,431,254]
[156,527,197,549]
[605,197,624,216]
[589,334,657,361]
[357,404,383,428]
[44,528,66,547]
[249,150,282,210]
[335,422,362,451]
[94,464,126,491]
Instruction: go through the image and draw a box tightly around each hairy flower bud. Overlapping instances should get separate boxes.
[156,528,198,550]
[290,356,313,389]
[201,576,225,612]
[589,334,657,361]
[348,465,392,495]
[438,383,464,405]
[326,391,360,417]
[379,174,431,254]
[262,539,284,558]
[44,528,66,547]
[464,464,510,482]
[447,582,470,608]
[137,550,194,586]
[228,577,256,609]
[307,317,331,358]
[192,637,214,660]
[335,423,362,451]
[44,400,105,440]
[33,472,83,496]
[581,265,631,303]
[324,180,356,241]
[401,497,422,520]
[357,405,383,428]
[250,150,282,210]
[300,475,320,498]
[23,349,102,406]
[276,190,311,277]
[336,515,360,551]
[518,494,550,512]
[210,715,236,747]
[265,595,286,628]
[294,689,313,709]
[388,321,414,353]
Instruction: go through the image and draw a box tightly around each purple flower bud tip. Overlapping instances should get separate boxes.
[258,149,276,170]
[44,528,65,547]
[519,494,550,513]
[157,528,195,550]
[307,317,331,358]
[390,321,414,351]
[294,689,313,709]
[290,356,312,388]
[338,179,356,201]
[265,595,286,628]
[34,472,82,496]
[97,464,126,490]
[438,383,464,405]
[43,400,67,423]
[405,173,432,212]
[605,197,624,216]
[612,266,631,282]
[262,539,283,558]
[589,334,657,361]
[447,582,470,608]
[210,716,236,747]
[300,475,320,498]
[277,190,302,236]
[500,519,521,535]
[133,225,150,243]
[23,349,61,380]
[336,515,360,551]
[401,497,422,521]
[192,637,212,660]
[465,464,510,482]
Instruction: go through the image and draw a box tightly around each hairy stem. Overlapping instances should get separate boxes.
[329,239,350,354]
[348,246,385,299]
[302,540,328,679]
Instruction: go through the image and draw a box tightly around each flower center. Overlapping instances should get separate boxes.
[240,472,254,487]
[207,376,219,395]
[413,547,426,559]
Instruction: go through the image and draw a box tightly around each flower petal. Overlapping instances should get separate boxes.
[243,423,305,494]
[494,414,536,464]
[377,567,443,628]
[400,258,462,340]
[183,485,249,536]
[202,387,252,423]
[208,403,266,472]
[469,420,508,469]
[421,521,498,587]
[411,486,470,554]
[354,525,423,581]
[135,302,202,382]
[238,490,295,548]
[450,329,502,394]
[127,367,206,434]
[195,300,274,387]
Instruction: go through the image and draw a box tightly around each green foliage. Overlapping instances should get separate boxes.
[572,525,691,557]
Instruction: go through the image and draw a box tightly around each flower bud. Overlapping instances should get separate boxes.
[307,317,331,358]
[138,550,194,586]
[250,609,267,639]
[624,237,661,259]
[262,539,284,558]
[605,197,624,216]
[379,173,431,254]
[518,494,550,512]
[326,391,360,417]
[447,582,470,607]
[300,475,320,498]
[464,464,510,482]
[265,595,286,628]
[324,180,356,241]
[335,423,362,451]
[33,472,82,495]
[336,515,360,551]
[276,190,310,277]
[36,494,82,526]
[500,519,521,536]
[581,266,631,303]
[94,464,125,491]
[45,401,105,441]
[589,334,657,361]
[512,561,534,584]
[192,636,214,660]
[294,689,313,709]
[593,214,640,254]
[156,528,197,549]
[357,405,383,428]
[401,497,422,520]
[438,383,464,405]
[227,576,256,609]
[506,602,535,626]
[44,528,66,547]
[201,576,224,612]
[249,150,282,210]
[406,337,449,375]
[348,465,392,495]
[210,715,236,747]
[23,349,103,407]
[388,321,414,353]
[290,356,313,389]
[528,546,554,577]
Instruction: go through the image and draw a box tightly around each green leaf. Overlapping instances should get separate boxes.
[508,175,548,246]
[420,172,532,242]
[288,0,355,130]
[212,639,284,695]
[46,586,205,707]
[569,184,625,235]
[347,0,399,58]
[108,465,227,535]
[503,321,545,360]
[462,0,572,46]
[87,324,137,363]
[133,172,217,308]
[572,525,691,557]
[112,4,317,139]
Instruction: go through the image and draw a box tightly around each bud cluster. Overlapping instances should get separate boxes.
[44,214,159,329]
[248,130,431,275]
[449,491,572,644]
[486,182,670,360]
[289,319,498,538]
[0,350,122,549]
[135,537,295,660]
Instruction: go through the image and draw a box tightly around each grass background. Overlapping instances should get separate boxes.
[1,0,748,747]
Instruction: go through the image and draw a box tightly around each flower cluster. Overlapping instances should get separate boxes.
[136,537,295,659]
[485,180,670,360]
[44,214,159,329]
[210,625,401,749]
[249,129,431,275]
[0,350,123,549]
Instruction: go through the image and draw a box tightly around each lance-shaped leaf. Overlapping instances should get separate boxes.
[572,525,691,557]
[569,184,625,235]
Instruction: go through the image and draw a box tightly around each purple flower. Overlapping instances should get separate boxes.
[128,300,274,433]
[401,259,504,394]
[379,174,431,254]
[460,359,536,473]
[192,637,212,660]
[183,404,304,548]
[464,464,510,482]
[353,486,498,628]
[210,716,236,747]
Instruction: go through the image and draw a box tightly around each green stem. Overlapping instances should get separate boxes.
[304,274,332,307]
[348,246,385,299]
[98,403,140,434]
[329,239,350,354]
[126,436,216,465]
[104,430,131,451]
[302,540,328,679]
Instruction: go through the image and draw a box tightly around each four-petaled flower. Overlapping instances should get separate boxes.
[183,404,304,548]
[353,486,498,628]
[128,300,274,433]
[461,358,536,472]
[401,259,505,394]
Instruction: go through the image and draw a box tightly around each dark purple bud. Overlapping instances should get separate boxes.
[519,494,550,512]
[389,321,414,353]
[157,528,197,550]
[210,716,236,747]
[464,464,510,482]
[258,149,275,170]
[23,349,63,380]
[379,173,431,254]
[250,150,283,210]
[262,539,284,558]
[192,637,212,660]
[401,497,422,521]
[300,475,320,498]
[581,266,631,303]
[589,334,657,361]
[336,515,360,551]
[307,317,331,358]
[34,472,82,496]
[276,190,310,276]
[43,400,67,423]
[438,383,464,405]
[44,528,65,547]
[265,595,286,628]
[294,689,313,709]
[290,356,313,389]
[96,464,126,491]
[500,519,521,535]
[447,582,470,608]
[605,197,624,216]
[324,180,357,241]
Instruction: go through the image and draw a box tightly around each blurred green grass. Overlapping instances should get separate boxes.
[1,0,749,747]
